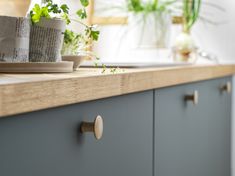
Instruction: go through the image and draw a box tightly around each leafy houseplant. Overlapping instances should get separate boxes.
[29,0,69,62]
[62,27,100,56]
[173,0,201,62]
[182,0,201,33]
[126,0,176,48]
[0,16,30,62]
[61,0,100,70]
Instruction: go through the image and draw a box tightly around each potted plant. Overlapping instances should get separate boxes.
[29,0,69,62]
[173,0,225,62]
[173,0,201,62]
[0,16,30,62]
[126,0,176,48]
[61,0,100,70]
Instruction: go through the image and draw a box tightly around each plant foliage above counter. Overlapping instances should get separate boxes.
[61,0,100,56]
[30,0,70,24]
[183,0,201,32]
[127,0,177,13]
[29,0,100,56]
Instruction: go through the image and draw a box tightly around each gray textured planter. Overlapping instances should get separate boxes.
[29,18,66,62]
[0,16,30,62]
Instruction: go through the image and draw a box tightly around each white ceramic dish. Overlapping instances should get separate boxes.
[62,55,85,70]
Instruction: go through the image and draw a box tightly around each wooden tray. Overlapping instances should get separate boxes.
[0,61,74,73]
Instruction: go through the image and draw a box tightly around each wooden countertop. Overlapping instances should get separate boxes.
[1,64,235,117]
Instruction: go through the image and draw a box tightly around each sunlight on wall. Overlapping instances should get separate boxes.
[0,0,31,17]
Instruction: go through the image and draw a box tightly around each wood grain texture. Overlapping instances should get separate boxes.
[0,62,73,73]
[92,17,128,25]
[91,16,183,25]
[0,64,235,117]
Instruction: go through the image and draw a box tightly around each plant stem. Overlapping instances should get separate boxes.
[153,0,158,10]
[183,0,201,33]
[70,18,90,27]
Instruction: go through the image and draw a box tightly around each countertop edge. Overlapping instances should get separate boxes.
[0,64,235,117]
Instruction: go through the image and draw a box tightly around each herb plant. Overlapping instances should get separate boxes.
[61,0,100,56]
[183,0,201,33]
[127,0,177,13]
[62,26,100,56]
[29,0,99,56]
[62,29,82,55]
[30,0,70,24]
[181,0,226,32]
[29,0,118,73]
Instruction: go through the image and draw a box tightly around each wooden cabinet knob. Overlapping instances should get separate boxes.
[80,115,104,140]
[185,91,199,105]
[220,82,232,93]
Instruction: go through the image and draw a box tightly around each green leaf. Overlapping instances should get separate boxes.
[90,30,100,41]
[127,0,177,13]
[60,4,69,14]
[158,0,176,11]
[152,0,158,10]
[80,0,89,7]
[30,4,50,24]
[76,9,87,19]
[183,0,201,32]
[127,0,144,12]
[33,4,41,14]
[30,1,71,24]
[62,29,82,55]
[63,29,75,44]
[62,13,71,24]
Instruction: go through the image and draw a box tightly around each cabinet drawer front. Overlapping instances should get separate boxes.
[0,91,153,176]
[154,77,232,176]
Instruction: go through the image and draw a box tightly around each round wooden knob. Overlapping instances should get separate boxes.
[221,82,232,93]
[185,91,199,105]
[80,115,103,140]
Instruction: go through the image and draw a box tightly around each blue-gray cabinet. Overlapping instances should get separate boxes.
[0,77,232,176]
[0,91,153,176]
[155,77,231,176]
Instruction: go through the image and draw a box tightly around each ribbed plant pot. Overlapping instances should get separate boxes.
[0,16,30,62]
[29,17,66,62]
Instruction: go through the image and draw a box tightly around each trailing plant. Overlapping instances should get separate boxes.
[183,0,201,33]
[174,0,225,62]
[62,27,100,56]
[62,29,82,55]
[61,0,100,57]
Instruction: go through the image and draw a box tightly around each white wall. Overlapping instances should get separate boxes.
[192,0,235,62]
[91,0,235,63]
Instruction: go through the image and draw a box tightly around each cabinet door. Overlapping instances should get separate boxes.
[154,77,231,176]
[0,91,153,176]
